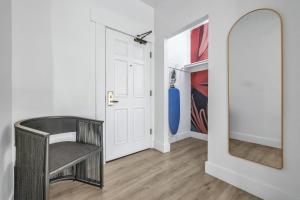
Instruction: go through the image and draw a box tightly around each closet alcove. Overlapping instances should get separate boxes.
[166,17,209,146]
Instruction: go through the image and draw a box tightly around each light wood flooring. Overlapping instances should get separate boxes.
[50,138,260,200]
[229,139,282,169]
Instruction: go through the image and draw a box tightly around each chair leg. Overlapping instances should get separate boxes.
[100,150,104,188]
[45,177,50,200]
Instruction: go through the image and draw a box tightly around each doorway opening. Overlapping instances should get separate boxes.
[164,16,209,149]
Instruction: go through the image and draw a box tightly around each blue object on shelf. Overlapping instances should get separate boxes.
[169,87,180,135]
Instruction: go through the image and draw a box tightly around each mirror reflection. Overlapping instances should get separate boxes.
[228,9,283,169]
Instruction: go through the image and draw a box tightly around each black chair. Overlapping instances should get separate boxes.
[14,116,104,200]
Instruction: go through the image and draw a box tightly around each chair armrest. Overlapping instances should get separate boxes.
[75,119,104,188]
[75,117,103,125]
[15,121,50,137]
[76,119,103,147]
[14,127,50,200]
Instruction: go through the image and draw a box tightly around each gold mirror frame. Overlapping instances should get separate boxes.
[228,8,284,169]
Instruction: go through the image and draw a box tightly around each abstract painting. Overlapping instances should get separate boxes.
[191,23,209,63]
[191,70,208,134]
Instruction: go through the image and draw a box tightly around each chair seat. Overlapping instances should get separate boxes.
[49,142,100,173]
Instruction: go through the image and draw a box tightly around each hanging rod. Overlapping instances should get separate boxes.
[168,67,190,73]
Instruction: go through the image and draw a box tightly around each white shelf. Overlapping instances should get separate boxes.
[182,60,208,72]
[184,60,208,69]
[168,60,208,73]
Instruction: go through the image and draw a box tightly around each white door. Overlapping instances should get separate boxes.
[106,28,151,161]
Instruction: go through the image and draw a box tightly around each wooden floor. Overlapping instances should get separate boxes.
[229,139,282,169]
[50,138,260,200]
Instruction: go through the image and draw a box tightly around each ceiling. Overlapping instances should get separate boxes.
[140,0,164,8]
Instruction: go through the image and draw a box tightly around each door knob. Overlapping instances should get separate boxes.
[107,91,119,106]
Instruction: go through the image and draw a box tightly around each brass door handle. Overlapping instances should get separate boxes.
[107,91,119,106]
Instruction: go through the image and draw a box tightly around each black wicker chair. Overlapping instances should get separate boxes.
[14,116,104,200]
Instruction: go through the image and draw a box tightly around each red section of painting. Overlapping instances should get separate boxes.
[191,23,209,63]
[191,71,208,97]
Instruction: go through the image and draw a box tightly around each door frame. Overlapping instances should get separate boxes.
[93,21,155,163]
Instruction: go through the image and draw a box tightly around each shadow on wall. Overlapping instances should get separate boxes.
[0,125,13,199]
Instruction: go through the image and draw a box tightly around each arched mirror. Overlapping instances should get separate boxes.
[228,9,283,169]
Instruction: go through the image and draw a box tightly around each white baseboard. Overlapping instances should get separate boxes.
[169,132,190,143]
[230,131,281,148]
[169,131,208,144]
[154,140,170,153]
[9,191,13,200]
[189,131,208,141]
[205,161,296,200]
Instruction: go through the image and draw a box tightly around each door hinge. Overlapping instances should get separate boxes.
[150,51,152,59]
[150,129,153,135]
[150,90,152,96]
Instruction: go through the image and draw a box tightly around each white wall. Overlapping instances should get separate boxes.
[0,0,13,199]
[51,0,96,118]
[155,0,300,199]
[229,10,282,148]
[12,0,54,121]
[167,30,190,68]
